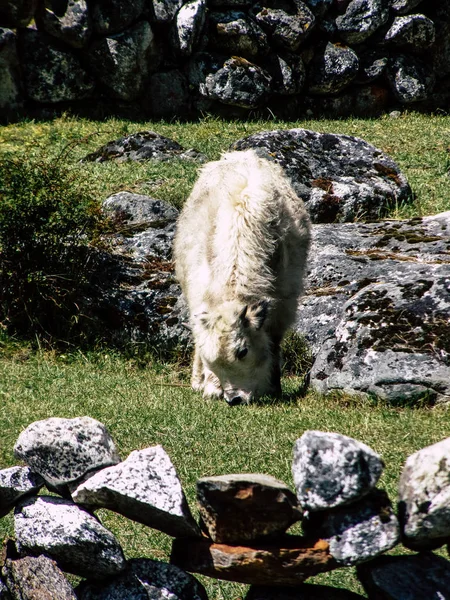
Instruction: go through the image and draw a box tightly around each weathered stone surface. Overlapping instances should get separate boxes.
[72,446,201,538]
[170,0,206,57]
[303,490,399,566]
[92,0,146,35]
[36,0,91,48]
[252,0,315,52]
[171,537,336,585]
[14,496,126,579]
[307,42,359,95]
[0,0,37,28]
[18,28,95,103]
[2,540,77,600]
[387,54,435,103]
[357,553,450,599]
[197,474,302,543]
[201,57,272,108]
[384,14,435,50]
[266,54,306,95]
[0,467,44,518]
[87,21,157,101]
[102,192,179,231]
[0,28,23,122]
[292,431,383,511]
[390,0,423,15]
[14,416,120,487]
[147,70,191,118]
[355,49,388,84]
[335,0,389,44]
[246,583,366,599]
[231,128,411,223]
[399,437,450,550]
[76,559,208,600]
[151,0,186,23]
[0,580,8,599]
[83,131,206,163]
[208,11,269,59]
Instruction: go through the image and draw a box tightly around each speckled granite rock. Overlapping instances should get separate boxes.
[307,42,359,94]
[197,474,302,543]
[170,0,206,57]
[387,54,435,103]
[292,431,383,511]
[0,466,44,518]
[36,0,92,48]
[14,417,120,488]
[72,446,201,538]
[335,0,389,44]
[76,558,208,600]
[14,496,126,579]
[399,437,450,550]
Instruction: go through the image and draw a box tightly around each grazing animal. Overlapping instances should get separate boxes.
[174,149,311,405]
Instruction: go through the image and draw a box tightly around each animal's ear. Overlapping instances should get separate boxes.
[245,299,270,330]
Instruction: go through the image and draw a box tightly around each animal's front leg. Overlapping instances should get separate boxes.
[191,346,205,392]
[203,369,224,400]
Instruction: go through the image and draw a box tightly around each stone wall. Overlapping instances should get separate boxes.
[0,0,449,122]
[2,416,450,599]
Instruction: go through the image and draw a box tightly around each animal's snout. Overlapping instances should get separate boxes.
[226,395,244,407]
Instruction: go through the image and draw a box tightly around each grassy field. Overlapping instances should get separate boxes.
[1,112,450,597]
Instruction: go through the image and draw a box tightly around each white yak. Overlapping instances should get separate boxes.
[174,149,311,405]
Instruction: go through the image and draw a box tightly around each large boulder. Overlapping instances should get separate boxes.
[207,10,269,59]
[170,0,206,57]
[91,0,147,35]
[0,466,44,517]
[387,54,435,103]
[335,0,389,44]
[231,128,411,223]
[383,14,435,50]
[307,42,359,94]
[36,0,92,48]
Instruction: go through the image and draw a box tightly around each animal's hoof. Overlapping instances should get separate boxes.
[226,396,244,407]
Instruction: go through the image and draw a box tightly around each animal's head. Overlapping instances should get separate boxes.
[192,299,274,405]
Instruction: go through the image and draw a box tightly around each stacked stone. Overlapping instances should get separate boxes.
[0,0,449,121]
[3,418,450,598]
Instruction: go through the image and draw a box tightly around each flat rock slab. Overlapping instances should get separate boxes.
[72,445,200,538]
[246,583,366,599]
[102,192,179,231]
[231,128,411,223]
[82,131,207,163]
[399,436,450,550]
[197,473,302,543]
[171,536,337,586]
[14,496,126,579]
[14,417,120,488]
[302,489,399,566]
[0,466,44,517]
[357,552,450,599]
[292,431,383,511]
[76,558,208,600]
[2,540,77,600]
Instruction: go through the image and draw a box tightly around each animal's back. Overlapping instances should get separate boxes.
[174,149,310,329]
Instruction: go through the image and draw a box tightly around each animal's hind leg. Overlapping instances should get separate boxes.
[191,346,205,392]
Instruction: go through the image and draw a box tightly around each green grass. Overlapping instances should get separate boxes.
[1,113,450,597]
[1,349,450,598]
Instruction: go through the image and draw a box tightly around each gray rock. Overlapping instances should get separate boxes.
[292,431,383,511]
[18,28,95,103]
[102,192,179,230]
[14,416,120,488]
[231,128,411,223]
[335,0,389,44]
[76,558,208,600]
[201,56,272,108]
[0,580,8,599]
[384,14,435,50]
[252,0,315,52]
[36,0,91,48]
[303,489,400,566]
[92,0,146,35]
[246,583,366,599]
[87,21,158,101]
[0,28,23,122]
[2,541,77,600]
[14,496,126,579]
[357,552,450,599]
[170,0,206,57]
[82,131,206,163]
[355,49,388,84]
[387,54,435,103]
[390,0,424,15]
[208,11,269,59]
[265,54,306,95]
[151,0,186,23]
[0,0,37,28]
[399,437,450,550]
[147,70,191,118]
[0,466,44,517]
[72,446,201,539]
[196,473,302,543]
[307,42,359,95]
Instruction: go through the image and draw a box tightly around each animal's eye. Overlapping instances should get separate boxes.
[236,348,248,360]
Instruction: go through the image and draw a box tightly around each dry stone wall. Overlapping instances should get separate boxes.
[0,0,449,122]
[2,416,450,599]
